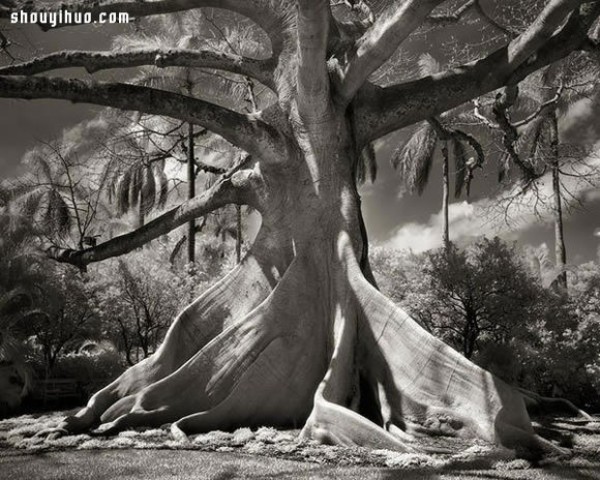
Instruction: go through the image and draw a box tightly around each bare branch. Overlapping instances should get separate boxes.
[472,1,518,38]
[47,161,262,266]
[512,85,564,128]
[338,0,445,102]
[355,2,599,144]
[0,49,276,90]
[490,85,538,180]
[0,75,287,162]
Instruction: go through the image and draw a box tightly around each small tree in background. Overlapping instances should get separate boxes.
[423,238,542,358]
[24,265,103,374]
[372,238,600,410]
[93,243,216,365]
[373,238,542,359]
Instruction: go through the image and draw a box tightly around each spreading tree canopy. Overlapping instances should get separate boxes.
[1,0,600,457]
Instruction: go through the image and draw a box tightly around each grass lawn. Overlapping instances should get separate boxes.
[1,410,599,479]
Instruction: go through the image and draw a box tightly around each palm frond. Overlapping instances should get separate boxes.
[117,168,133,215]
[45,190,70,235]
[517,115,552,171]
[355,143,377,185]
[129,164,143,210]
[392,122,438,195]
[24,151,53,183]
[19,187,45,217]
[140,166,157,214]
[452,139,468,198]
[156,169,169,209]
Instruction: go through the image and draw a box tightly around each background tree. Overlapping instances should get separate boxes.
[1,141,110,250]
[372,239,600,412]
[0,213,47,413]
[423,238,541,359]
[94,247,204,365]
[391,54,484,248]
[474,59,600,292]
[1,0,599,456]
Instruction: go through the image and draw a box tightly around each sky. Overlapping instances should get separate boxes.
[360,95,600,264]
[1,15,600,265]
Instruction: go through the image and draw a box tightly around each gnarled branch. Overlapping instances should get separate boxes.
[0,75,287,162]
[0,49,276,90]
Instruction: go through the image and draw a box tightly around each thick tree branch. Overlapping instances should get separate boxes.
[296,0,332,120]
[425,0,477,26]
[425,0,517,37]
[0,75,287,162]
[355,1,599,144]
[338,0,445,102]
[0,49,276,90]
[506,0,585,72]
[47,164,261,266]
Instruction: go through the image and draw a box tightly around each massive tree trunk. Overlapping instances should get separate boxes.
[1,0,597,459]
[57,110,558,457]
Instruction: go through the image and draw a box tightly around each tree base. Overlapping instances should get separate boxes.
[57,236,573,459]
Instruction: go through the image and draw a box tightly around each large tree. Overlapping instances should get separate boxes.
[1,0,599,456]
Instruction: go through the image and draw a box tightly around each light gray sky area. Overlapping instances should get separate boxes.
[1,18,600,264]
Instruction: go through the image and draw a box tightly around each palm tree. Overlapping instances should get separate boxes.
[0,141,112,251]
[391,55,483,250]
[517,83,568,290]
[492,59,599,292]
[103,144,170,230]
[110,12,254,265]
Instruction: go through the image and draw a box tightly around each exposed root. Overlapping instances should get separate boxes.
[77,252,329,436]
[58,246,284,434]
[518,387,594,420]
[300,301,416,451]
[351,272,571,458]
[55,231,580,460]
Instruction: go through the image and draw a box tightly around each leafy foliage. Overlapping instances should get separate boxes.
[371,238,600,409]
[92,241,222,365]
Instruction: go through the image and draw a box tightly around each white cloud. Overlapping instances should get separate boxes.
[385,146,600,252]
[386,201,476,252]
